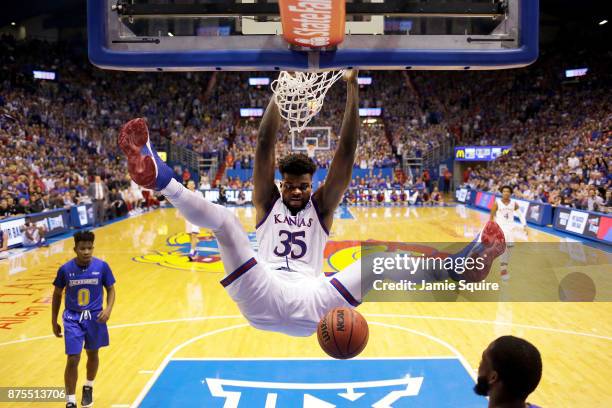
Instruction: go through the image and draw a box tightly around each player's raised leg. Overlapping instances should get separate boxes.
[118,118,256,275]
[118,118,284,332]
[327,220,507,304]
[269,222,506,337]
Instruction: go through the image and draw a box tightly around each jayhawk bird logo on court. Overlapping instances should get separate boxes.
[132,231,258,272]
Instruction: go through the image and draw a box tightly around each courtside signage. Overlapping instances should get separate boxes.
[455,146,511,162]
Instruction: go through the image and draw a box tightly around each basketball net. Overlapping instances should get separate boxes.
[271,70,345,134]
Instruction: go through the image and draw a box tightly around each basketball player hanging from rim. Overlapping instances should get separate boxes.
[118,73,506,337]
[252,69,360,277]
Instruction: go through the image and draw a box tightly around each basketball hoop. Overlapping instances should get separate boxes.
[271,70,345,134]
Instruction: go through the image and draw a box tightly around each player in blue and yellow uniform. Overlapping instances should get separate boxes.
[51,230,116,408]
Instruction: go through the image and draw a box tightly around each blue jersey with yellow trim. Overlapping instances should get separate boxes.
[53,258,115,312]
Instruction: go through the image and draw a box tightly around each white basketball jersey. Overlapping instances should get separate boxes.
[256,197,328,278]
[496,198,516,226]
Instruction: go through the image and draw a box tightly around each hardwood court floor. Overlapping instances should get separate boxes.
[0,206,610,407]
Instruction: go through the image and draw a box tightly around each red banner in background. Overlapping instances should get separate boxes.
[278,0,346,48]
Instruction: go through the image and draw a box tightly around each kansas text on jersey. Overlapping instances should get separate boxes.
[256,196,328,278]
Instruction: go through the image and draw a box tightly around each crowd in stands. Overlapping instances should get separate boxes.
[0,36,160,220]
[341,171,445,206]
[440,49,611,212]
[224,73,396,171]
[0,34,609,220]
[463,125,610,212]
[212,169,444,207]
[222,47,611,211]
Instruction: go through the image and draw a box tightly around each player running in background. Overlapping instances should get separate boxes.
[490,185,527,280]
[52,231,116,408]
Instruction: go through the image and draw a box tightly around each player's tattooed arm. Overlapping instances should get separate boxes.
[254,97,282,223]
[314,70,359,229]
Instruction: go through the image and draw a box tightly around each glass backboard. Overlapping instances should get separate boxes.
[88,0,538,71]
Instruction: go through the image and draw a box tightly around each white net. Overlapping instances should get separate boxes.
[271,70,346,134]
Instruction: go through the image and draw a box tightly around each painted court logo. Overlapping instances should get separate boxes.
[204,376,423,407]
[131,231,248,273]
[139,359,485,407]
[132,229,447,276]
[324,240,449,277]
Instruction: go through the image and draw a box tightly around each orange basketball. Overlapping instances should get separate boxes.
[317,307,369,359]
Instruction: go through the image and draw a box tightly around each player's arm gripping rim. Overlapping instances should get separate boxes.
[96,284,115,323]
[313,69,360,231]
[254,97,282,225]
